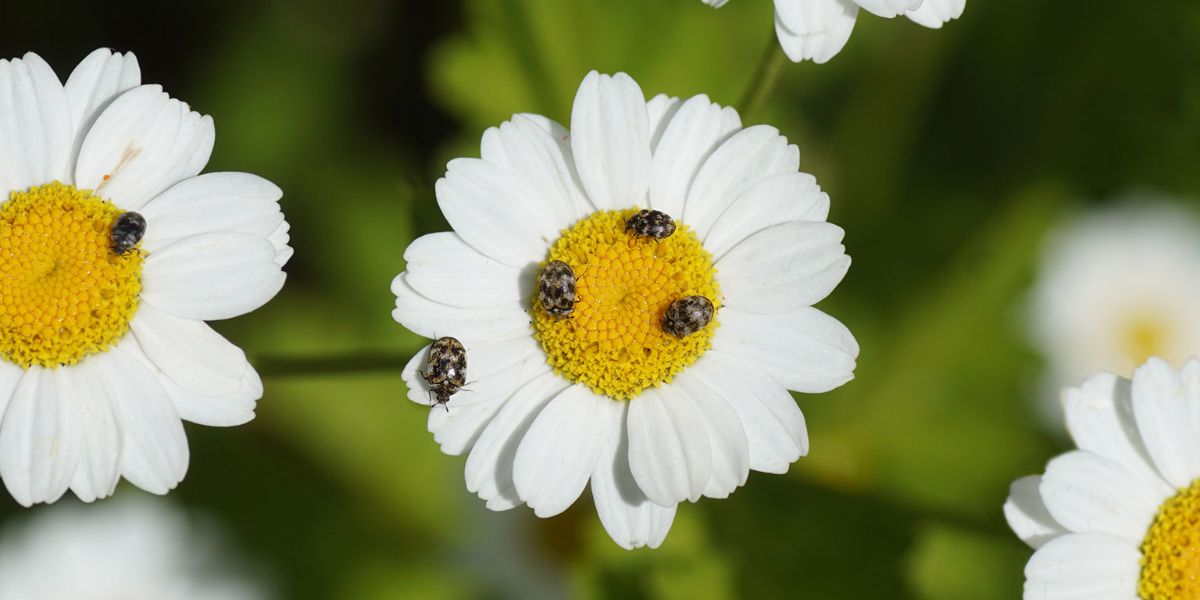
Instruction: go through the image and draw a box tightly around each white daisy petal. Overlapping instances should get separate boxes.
[687,351,807,473]
[75,84,214,210]
[0,368,81,506]
[714,307,858,393]
[427,400,504,457]
[570,71,652,211]
[1063,372,1165,489]
[648,94,741,219]
[1004,476,1070,550]
[404,232,525,309]
[158,362,262,428]
[391,274,529,346]
[0,362,23,422]
[465,371,571,511]
[683,125,800,240]
[99,346,189,495]
[266,220,293,267]
[773,0,860,65]
[0,52,72,192]
[627,384,712,506]
[715,221,850,313]
[592,403,677,550]
[645,94,684,152]
[141,232,286,321]
[852,0,923,19]
[436,158,557,267]
[138,172,284,253]
[63,48,140,173]
[513,385,623,518]
[1130,356,1200,488]
[64,359,121,503]
[1023,533,1141,600]
[130,303,251,397]
[481,115,590,226]
[702,173,830,260]
[674,374,749,499]
[1039,450,1163,541]
[906,0,965,28]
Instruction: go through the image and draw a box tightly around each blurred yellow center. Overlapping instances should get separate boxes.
[0,182,143,369]
[533,208,720,400]
[1139,480,1200,600]
[1123,315,1169,369]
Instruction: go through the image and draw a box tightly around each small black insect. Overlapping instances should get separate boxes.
[626,209,676,240]
[419,336,467,411]
[110,211,146,256]
[663,296,714,338]
[539,260,577,320]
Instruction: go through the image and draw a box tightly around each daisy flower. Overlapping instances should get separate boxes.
[704,0,966,64]
[1027,203,1200,425]
[0,495,265,600]
[393,71,858,549]
[0,49,291,506]
[1005,357,1200,599]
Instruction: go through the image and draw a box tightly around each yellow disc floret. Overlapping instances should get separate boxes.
[533,208,721,400]
[0,182,143,369]
[1140,479,1200,599]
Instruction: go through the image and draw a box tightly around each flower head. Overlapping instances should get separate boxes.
[705,0,966,64]
[1027,203,1200,426]
[0,49,291,506]
[1005,357,1200,599]
[0,495,266,600]
[393,71,858,549]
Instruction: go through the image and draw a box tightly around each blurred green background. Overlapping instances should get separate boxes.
[4,0,1200,598]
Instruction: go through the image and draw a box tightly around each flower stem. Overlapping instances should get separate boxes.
[738,39,788,124]
[253,352,411,378]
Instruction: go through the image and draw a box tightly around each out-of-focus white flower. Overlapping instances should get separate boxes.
[703,0,966,63]
[1005,358,1200,599]
[0,49,291,506]
[1027,202,1200,425]
[0,495,266,600]
[393,71,857,549]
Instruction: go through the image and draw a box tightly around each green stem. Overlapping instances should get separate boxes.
[253,352,412,378]
[738,38,788,124]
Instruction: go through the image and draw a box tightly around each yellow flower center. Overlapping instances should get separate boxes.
[0,182,143,369]
[1139,480,1200,599]
[533,208,721,400]
[1123,314,1170,370]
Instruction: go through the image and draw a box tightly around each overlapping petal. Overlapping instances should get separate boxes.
[714,307,858,393]
[1023,534,1141,600]
[592,404,677,550]
[0,368,81,506]
[906,0,965,28]
[75,84,214,210]
[716,221,850,313]
[683,125,799,240]
[774,0,860,64]
[1004,476,1069,550]
[141,232,286,321]
[648,94,741,219]
[0,53,72,193]
[138,172,284,253]
[570,72,651,211]
[63,48,140,171]
[513,385,623,517]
